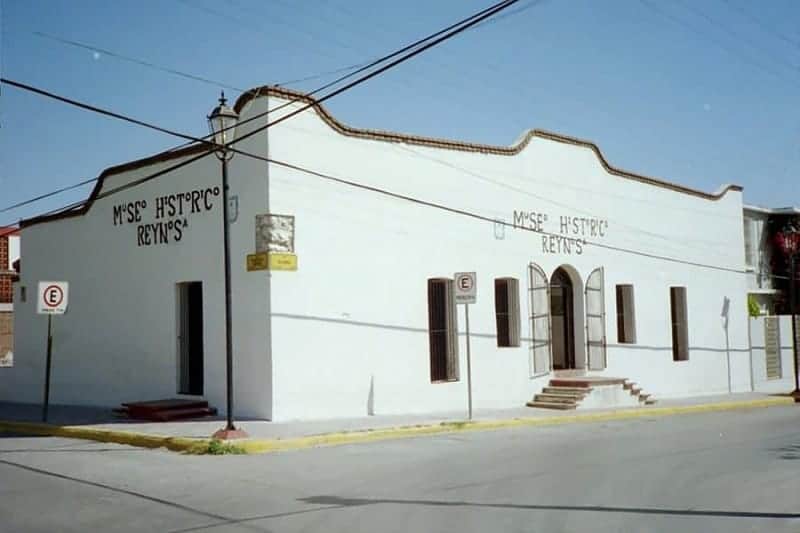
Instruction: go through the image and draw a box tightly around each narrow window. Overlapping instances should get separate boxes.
[615,284,636,344]
[495,278,520,347]
[670,287,689,361]
[428,278,459,382]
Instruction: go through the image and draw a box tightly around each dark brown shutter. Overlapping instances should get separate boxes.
[495,279,510,347]
[670,287,689,361]
[428,278,458,381]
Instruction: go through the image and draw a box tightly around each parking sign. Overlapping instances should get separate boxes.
[454,272,476,304]
[37,282,69,315]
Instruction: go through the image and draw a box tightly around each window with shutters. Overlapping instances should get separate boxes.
[670,287,689,361]
[495,278,520,347]
[427,278,459,382]
[615,284,636,344]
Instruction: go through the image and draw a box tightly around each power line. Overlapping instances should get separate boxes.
[0,177,97,215]
[30,31,247,94]
[720,0,800,49]
[226,0,522,148]
[30,30,370,91]
[0,76,761,276]
[2,87,799,281]
[0,78,750,268]
[0,0,524,215]
[672,0,799,75]
[8,0,523,158]
[0,73,739,263]
[127,0,526,160]
[638,0,800,88]
[2,4,783,276]
[207,0,524,145]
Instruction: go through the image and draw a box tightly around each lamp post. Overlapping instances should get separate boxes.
[778,225,800,402]
[208,92,248,438]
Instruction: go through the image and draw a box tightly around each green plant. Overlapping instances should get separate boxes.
[747,295,761,317]
[204,439,246,455]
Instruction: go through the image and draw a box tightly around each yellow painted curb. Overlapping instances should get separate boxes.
[0,420,208,453]
[239,396,795,454]
[0,396,793,455]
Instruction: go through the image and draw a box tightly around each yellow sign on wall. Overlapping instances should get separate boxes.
[269,253,298,271]
[246,253,269,271]
[246,252,297,272]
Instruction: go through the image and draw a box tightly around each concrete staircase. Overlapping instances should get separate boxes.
[114,399,218,421]
[526,377,657,410]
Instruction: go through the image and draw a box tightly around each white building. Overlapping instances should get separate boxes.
[0,87,754,421]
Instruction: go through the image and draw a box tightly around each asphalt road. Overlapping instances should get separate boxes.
[1,406,799,533]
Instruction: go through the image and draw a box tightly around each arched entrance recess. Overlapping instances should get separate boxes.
[551,267,576,369]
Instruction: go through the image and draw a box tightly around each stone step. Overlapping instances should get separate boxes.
[629,387,642,395]
[644,398,657,405]
[534,393,580,404]
[526,400,577,410]
[542,386,593,395]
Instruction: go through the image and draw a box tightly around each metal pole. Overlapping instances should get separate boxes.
[221,154,236,430]
[465,303,472,421]
[791,253,799,400]
[42,314,53,422]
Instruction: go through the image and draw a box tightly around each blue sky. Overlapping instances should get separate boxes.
[1,0,798,225]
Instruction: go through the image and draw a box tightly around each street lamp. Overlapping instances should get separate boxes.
[208,92,248,438]
[777,224,800,402]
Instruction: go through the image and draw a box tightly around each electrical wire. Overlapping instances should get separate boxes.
[122,0,526,160]
[0,77,774,276]
[673,0,799,75]
[0,177,97,215]
[720,0,800,49]
[0,0,524,215]
[225,0,521,148]
[638,0,800,87]
[30,31,248,94]
[2,3,796,278]
[30,30,371,91]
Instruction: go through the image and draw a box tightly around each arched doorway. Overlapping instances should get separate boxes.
[550,267,576,369]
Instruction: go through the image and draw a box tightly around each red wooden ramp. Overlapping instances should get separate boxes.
[117,399,218,421]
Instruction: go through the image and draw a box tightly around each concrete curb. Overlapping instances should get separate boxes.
[0,420,207,453]
[0,397,794,455]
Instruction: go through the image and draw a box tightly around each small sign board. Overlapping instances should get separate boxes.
[269,253,298,271]
[37,282,69,315]
[247,252,298,272]
[454,272,476,304]
[247,253,269,271]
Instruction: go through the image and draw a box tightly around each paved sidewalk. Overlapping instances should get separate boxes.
[0,392,793,442]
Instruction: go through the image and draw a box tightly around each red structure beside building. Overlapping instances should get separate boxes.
[0,227,19,366]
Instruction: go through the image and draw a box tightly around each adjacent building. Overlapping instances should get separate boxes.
[0,87,754,420]
[743,205,800,315]
[0,227,20,367]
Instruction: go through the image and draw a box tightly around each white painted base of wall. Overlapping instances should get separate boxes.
[578,384,642,409]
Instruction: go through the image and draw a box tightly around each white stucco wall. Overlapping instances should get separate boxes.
[264,94,749,420]
[0,89,753,422]
[0,97,273,418]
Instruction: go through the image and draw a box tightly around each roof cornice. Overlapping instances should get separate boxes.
[21,85,742,228]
